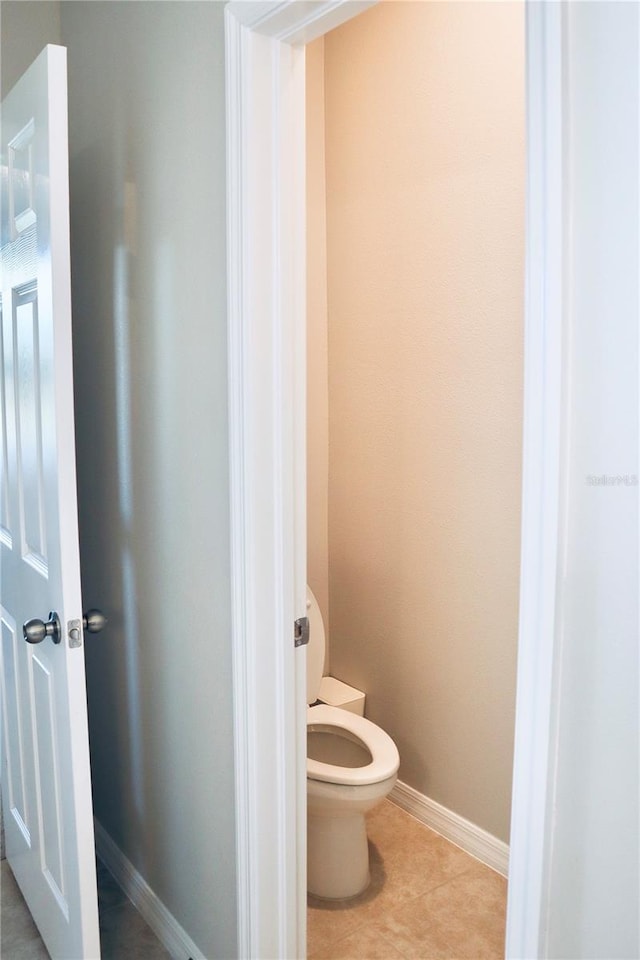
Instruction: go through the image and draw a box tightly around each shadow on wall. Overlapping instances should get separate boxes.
[68,135,148,866]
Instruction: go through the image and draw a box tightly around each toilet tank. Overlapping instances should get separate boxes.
[306,587,325,705]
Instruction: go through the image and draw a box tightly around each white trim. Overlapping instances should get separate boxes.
[226,3,565,959]
[229,1,377,43]
[225,5,378,958]
[93,820,204,960]
[390,781,509,879]
[505,4,565,960]
[225,9,306,959]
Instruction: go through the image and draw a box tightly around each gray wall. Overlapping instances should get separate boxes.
[59,4,236,956]
[0,1,61,98]
[2,3,237,956]
[544,3,639,957]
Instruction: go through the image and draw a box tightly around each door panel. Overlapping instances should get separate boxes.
[1,45,100,959]
[1,606,31,840]
[1,298,12,543]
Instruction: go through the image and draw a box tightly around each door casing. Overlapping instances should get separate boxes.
[224,3,564,958]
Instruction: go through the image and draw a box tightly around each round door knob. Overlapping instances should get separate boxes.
[24,611,61,645]
[83,609,107,633]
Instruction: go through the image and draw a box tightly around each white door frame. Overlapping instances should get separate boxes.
[225,3,564,958]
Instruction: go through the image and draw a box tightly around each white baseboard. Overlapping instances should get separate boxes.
[389,780,509,878]
[93,819,204,960]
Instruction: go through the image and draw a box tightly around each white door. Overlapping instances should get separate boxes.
[0,45,101,959]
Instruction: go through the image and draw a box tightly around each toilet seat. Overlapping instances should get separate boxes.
[307,704,399,786]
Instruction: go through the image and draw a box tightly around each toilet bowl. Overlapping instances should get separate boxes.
[306,589,400,899]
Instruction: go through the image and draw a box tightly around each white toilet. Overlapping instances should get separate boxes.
[306,587,400,900]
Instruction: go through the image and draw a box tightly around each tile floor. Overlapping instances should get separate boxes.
[1,858,170,960]
[307,799,507,959]
[1,800,506,960]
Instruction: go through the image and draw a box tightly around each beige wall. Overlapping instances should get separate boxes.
[306,37,330,652]
[314,0,525,842]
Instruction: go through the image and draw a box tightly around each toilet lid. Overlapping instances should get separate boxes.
[307,704,400,786]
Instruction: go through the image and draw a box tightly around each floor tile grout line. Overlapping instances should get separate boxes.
[308,865,495,957]
[321,922,410,960]
[307,801,507,960]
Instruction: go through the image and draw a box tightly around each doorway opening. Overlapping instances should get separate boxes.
[225,2,563,958]
[305,3,521,955]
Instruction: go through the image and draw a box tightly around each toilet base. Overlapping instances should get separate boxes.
[307,811,370,899]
